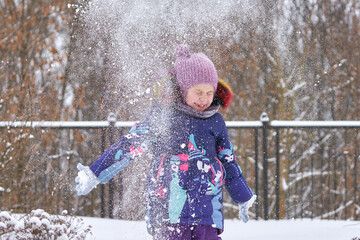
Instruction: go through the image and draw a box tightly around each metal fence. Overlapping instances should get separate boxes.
[262,116,360,220]
[1,113,359,220]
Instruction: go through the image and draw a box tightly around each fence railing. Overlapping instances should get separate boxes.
[265,118,360,220]
[1,113,359,220]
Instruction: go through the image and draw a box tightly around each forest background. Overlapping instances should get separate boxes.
[0,0,359,222]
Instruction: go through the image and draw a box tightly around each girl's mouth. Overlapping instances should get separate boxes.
[194,103,207,110]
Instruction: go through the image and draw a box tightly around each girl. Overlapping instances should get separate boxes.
[75,45,256,240]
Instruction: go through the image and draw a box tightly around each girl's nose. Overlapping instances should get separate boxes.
[199,96,206,102]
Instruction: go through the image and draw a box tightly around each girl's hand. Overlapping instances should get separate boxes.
[238,195,257,223]
[75,163,100,196]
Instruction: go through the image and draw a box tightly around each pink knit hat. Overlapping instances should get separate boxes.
[174,45,218,98]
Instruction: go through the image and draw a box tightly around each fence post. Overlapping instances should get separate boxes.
[275,128,280,220]
[254,128,259,220]
[100,128,106,218]
[107,113,116,219]
[310,155,314,219]
[260,112,270,220]
[117,117,123,219]
[355,150,358,220]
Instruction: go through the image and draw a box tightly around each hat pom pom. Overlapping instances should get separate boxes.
[215,79,234,110]
[175,44,191,58]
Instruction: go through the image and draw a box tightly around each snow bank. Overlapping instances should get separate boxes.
[2,211,358,239]
[82,217,360,240]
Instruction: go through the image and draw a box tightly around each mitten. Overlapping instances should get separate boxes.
[238,195,257,223]
[75,163,100,196]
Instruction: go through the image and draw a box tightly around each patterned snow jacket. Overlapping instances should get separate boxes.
[89,101,253,234]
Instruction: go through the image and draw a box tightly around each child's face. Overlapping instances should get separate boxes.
[185,84,215,112]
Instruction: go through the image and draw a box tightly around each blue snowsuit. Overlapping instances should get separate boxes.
[89,102,253,234]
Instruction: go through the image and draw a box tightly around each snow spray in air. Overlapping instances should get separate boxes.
[77,0,271,220]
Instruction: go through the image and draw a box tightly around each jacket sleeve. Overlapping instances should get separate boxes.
[216,116,253,204]
[89,105,160,184]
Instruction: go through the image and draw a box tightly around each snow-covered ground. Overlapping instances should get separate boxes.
[82,217,360,240]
